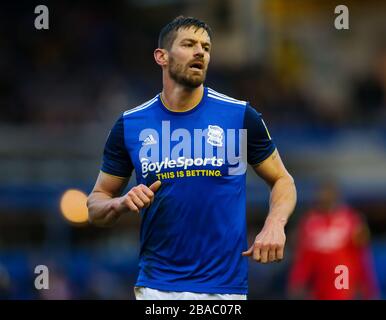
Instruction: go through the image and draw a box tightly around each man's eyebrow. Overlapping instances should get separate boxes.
[180,38,211,47]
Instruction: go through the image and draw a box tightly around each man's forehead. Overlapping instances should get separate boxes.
[175,26,211,43]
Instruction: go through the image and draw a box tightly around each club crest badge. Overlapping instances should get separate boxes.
[207,125,224,147]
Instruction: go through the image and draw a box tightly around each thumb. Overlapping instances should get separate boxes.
[149,180,161,193]
[242,244,254,256]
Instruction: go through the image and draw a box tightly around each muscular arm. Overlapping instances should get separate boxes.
[87,171,161,227]
[242,149,297,263]
[254,149,296,227]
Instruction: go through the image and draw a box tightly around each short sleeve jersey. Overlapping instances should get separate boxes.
[101,87,275,294]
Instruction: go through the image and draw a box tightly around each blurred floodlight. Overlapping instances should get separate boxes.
[60,189,88,224]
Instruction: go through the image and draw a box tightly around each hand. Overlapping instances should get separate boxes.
[242,218,286,263]
[119,180,161,214]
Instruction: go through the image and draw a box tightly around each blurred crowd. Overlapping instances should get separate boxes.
[1,2,386,128]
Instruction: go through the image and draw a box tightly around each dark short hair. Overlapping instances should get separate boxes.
[158,16,212,50]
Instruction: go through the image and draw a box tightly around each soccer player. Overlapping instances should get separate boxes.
[87,16,297,300]
[288,181,379,299]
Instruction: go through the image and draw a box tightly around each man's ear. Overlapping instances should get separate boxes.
[154,48,168,67]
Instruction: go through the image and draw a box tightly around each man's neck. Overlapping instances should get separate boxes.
[161,83,204,112]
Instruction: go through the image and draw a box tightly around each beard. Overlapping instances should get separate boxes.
[168,56,207,88]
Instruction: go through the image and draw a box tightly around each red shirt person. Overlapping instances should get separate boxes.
[288,182,379,299]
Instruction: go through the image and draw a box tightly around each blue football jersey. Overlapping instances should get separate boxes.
[101,87,275,294]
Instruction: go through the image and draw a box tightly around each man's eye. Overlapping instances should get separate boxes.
[204,47,210,52]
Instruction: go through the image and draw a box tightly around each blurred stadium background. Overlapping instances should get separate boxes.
[0,0,386,299]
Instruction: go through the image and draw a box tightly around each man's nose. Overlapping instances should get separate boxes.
[193,45,205,57]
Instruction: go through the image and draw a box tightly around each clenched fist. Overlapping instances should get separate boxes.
[118,180,161,214]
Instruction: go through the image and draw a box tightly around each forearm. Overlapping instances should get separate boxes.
[246,151,296,263]
[265,174,297,227]
[87,191,123,227]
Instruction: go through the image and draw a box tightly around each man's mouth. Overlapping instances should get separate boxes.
[189,61,204,71]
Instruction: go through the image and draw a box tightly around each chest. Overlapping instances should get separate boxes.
[306,215,355,252]
[124,111,246,183]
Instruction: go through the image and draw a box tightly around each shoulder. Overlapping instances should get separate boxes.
[206,87,248,109]
[122,94,159,118]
